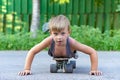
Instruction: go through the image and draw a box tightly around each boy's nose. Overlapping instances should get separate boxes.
[57,35,62,39]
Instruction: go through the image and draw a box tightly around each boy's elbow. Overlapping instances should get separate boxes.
[28,48,38,56]
[88,48,97,56]
[91,48,97,55]
[92,48,97,54]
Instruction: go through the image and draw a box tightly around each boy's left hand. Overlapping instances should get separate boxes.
[89,70,102,76]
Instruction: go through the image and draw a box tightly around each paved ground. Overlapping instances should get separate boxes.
[0,51,120,80]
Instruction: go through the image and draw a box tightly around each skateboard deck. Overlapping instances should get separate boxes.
[53,58,69,60]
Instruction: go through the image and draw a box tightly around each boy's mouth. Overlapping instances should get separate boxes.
[57,41,62,45]
[58,41,62,43]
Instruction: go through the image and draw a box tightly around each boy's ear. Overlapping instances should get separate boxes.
[49,30,52,34]
[69,29,71,34]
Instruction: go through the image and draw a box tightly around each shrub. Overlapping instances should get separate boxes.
[71,25,120,51]
[0,31,49,50]
[0,25,120,50]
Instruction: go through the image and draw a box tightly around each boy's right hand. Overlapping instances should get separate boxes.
[18,70,31,76]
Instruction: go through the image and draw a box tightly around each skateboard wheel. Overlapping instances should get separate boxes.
[64,64,73,73]
[50,64,57,73]
[70,60,76,69]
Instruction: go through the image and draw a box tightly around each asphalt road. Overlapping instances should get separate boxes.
[0,51,120,80]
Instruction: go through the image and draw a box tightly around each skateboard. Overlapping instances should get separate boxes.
[50,58,76,73]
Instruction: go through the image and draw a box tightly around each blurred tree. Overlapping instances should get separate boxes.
[30,0,40,38]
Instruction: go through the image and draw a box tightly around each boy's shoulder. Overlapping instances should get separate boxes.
[68,37,76,43]
[45,36,53,41]
[68,37,78,48]
[41,36,53,44]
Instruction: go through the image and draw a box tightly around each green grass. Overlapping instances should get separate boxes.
[0,25,120,50]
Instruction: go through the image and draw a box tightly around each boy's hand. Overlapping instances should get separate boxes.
[89,70,102,76]
[18,70,31,76]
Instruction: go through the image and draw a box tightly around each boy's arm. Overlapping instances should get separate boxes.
[18,36,52,76]
[70,38,102,75]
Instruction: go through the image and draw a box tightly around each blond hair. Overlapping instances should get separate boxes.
[48,15,70,32]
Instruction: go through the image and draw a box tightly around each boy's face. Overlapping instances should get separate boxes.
[50,27,70,46]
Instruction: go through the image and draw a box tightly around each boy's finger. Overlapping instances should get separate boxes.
[90,71,102,76]
[21,72,25,76]
[98,71,102,75]
[18,72,22,76]
[19,72,25,76]
[89,71,95,75]
[96,71,102,76]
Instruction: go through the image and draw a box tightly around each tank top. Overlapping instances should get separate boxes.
[48,37,76,58]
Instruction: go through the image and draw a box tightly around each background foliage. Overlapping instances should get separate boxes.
[1,25,120,50]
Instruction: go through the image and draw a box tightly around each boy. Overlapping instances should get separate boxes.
[18,15,102,76]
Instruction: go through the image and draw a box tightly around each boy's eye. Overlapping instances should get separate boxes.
[61,32,65,35]
[54,33,58,35]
